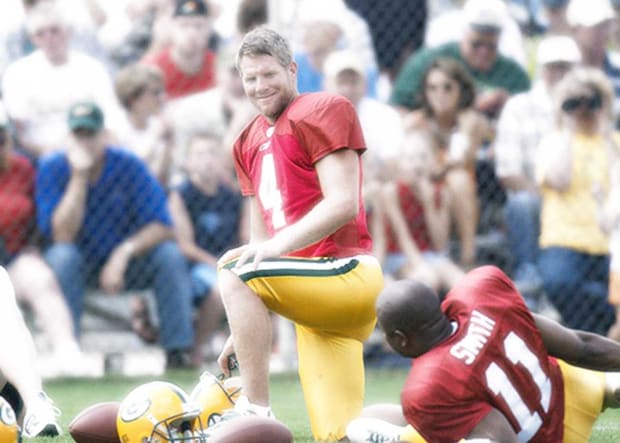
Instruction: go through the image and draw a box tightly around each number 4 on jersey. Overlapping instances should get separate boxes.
[258,153,286,229]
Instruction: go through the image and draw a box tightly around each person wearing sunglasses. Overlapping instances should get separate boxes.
[536,67,618,335]
[402,57,491,269]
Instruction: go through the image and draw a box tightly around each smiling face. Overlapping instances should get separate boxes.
[238,54,298,123]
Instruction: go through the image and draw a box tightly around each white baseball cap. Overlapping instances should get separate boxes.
[323,50,365,79]
[463,0,507,32]
[537,35,582,65]
[566,0,615,27]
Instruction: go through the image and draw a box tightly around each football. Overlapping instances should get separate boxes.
[206,416,293,443]
[68,401,121,443]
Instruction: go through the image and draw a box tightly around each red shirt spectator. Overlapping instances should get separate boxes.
[142,0,216,100]
[143,49,216,100]
[0,153,34,254]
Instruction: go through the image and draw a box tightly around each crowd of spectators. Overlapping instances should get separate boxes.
[2,0,620,373]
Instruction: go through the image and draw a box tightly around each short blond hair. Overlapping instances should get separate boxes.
[236,26,292,72]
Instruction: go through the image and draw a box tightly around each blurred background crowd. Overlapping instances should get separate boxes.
[1,0,620,376]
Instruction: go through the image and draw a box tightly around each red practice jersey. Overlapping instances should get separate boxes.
[401,266,565,443]
[233,92,372,258]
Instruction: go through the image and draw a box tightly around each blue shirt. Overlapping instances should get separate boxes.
[176,180,242,258]
[36,147,171,262]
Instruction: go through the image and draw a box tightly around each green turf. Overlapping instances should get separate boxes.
[30,368,620,442]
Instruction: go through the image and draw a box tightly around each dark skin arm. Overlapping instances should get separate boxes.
[534,313,620,371]
[461,313,620,442]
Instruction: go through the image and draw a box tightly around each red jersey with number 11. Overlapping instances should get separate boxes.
[401,266,564,443]
[232,92,372,258]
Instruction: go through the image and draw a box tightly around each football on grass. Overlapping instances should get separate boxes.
[206,416,293,443]
[69,401,120,443]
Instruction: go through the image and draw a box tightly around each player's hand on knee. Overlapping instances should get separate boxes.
[217,335,237,377]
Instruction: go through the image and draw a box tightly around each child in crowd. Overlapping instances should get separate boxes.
[168,133,247,366]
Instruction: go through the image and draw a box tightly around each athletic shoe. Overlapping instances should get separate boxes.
[22,392,62,438]
[346,417,402,443]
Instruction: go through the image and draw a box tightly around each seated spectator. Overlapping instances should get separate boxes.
[536,67,617,334]
[0,103,93,376]
[1,1,122,158]
[495,35,581,308]
[142,0,216,101]
[402,57,492,268]
[425,0,527,67]
[390,0,530,119]
[36,102,196,369]
[114,62,174,184]
[169,133,247,366]
[0,0,110,73]
[371,132,465,292]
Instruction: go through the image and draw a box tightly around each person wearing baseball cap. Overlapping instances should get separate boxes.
[142,0,215,100]
[494,35,582,310]
[566,0,620,125]
[67,101,105,134]
[37,101,197,370]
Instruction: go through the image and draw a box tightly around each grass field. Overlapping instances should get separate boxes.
[29,367,620,442]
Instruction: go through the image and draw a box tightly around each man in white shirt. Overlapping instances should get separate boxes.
[1,1,122,158]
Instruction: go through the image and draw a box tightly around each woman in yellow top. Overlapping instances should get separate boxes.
[536,67,618,334]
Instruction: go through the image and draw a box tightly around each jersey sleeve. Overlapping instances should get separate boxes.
[402,370,493,441]
[232,136,254,196]
[294,98,366,163]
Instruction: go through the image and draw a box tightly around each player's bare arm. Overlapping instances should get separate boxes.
[534,313,620,370]
[224,148,361,269]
